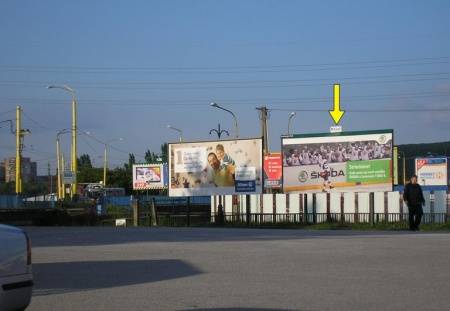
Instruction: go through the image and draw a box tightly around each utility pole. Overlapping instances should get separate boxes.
[256,106,269,155]
[103,144,108,187]
[48,161,53,195]
[15,106,21,194]
[61,153,66,199]
[56,135,61,199]
[71,95,77,198]
[15,106,30,195]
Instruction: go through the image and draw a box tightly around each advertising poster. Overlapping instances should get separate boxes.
[264,153,282,189]
[282,130,393,193]
[415,157,448,186]
[132,163,167,190]
[169,138,263,196]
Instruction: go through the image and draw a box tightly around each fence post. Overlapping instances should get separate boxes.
[313,194,317,224]
[246,194,251,227]
[369,193,375,226]
[304,194,308,224]
[151,197,157,227]
[132,198,140,227]
[186,197,191,227]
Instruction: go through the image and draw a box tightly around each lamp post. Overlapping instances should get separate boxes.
[48,85,78,199]
[398,150,407,185]
[56,129,70,200]
[210,102,239,138]
[209,123,229,139]
[287,112,296,135]
[103,138,124,186]
[167,125,183,142]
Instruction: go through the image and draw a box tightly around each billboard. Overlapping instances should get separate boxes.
[63,171,75,185]
[415,157,447,186]
[169,138,263,196]
[264,153,282,189]
[132,163,168,190]
[282,130,393,193]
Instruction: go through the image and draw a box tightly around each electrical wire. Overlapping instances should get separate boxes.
[0,55,449,72]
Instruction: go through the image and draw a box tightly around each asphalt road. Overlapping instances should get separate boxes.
[24,227,450,311]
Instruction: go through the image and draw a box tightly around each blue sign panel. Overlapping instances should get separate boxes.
[235,180,256,192]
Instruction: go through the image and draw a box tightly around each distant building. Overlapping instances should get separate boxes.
[4,157,37,183]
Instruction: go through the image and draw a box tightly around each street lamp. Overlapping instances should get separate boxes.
[167,125,183,142]
[398,150,407,185]
[210,102,239,138]
[209,123,229,139]
[56,129,70,200]
[287,112,296,135]
[47,84,78,199]
[103,138,124,187]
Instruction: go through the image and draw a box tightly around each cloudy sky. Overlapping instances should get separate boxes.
[1,0,449,175]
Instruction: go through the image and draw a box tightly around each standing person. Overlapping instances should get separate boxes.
[403,175,425,231]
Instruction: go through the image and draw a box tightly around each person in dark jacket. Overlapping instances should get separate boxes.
[403,175,425,231]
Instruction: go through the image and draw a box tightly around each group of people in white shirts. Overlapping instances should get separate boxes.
[284,141,392,167]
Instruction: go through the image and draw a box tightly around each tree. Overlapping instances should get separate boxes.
[124,153,136,171]
[78,154,92,169]
[145,149,158,163]
[160,143,168,163]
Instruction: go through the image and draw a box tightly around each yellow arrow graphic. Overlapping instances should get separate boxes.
[329,84,345,125]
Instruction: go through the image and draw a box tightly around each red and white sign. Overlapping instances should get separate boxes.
[264,153,282,188]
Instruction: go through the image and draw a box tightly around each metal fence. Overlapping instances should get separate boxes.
[219,212,448,227]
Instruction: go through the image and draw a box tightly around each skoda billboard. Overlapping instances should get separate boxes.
[282,129,393,193]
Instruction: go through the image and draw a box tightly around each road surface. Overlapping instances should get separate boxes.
[25,227,450,311]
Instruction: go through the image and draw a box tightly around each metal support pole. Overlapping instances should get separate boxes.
[15,106,21,194]
[186,197,191,227]
[103,144,107,187]
[61,154,66,200]
[246,194,251,226]
[71,98,77,198]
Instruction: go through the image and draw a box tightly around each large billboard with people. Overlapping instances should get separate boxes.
[132,164,168,190]
[282,130,393,193]
[415,157,447,186]
[169,138,263,196]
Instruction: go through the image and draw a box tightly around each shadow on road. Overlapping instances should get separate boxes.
[180,309,299,311]
[25,227,418,248]
[32,259,202,296]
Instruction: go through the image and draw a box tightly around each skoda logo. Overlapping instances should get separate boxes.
[378,135,387,144]
[298,171,308,183]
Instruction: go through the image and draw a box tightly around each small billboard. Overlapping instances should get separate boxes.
[264,152,282,189]
[415,157,447,186]
[63,171,75,185]
[132,163,168,190]
[282,129,393,193]
[169,138,263,196]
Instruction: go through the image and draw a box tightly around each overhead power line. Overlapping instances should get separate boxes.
[270,107,450,113]
[0,71,448,87]
[1,90,450,107]
[1,76,450,91]
[0,55,449,72]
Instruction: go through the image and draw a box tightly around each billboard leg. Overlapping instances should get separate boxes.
[246,194,251,227]
[151,197,157,227]
[187,197,191,227]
